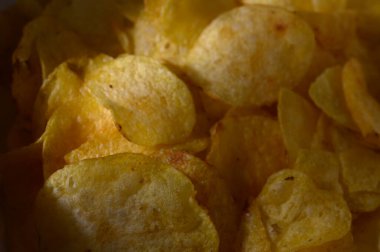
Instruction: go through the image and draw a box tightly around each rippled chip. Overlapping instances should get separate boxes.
[294,149,343,194]
[309,66,356,129]
[36,153,219,251]
[339,147,380,212]
[207,109,287,207]
[154,151,238,252]
[42,96,117,178]
[85,55,196,147]
[342,58,380,137]
[258,169,351,251]
[242,0,347,12]
[278,88,320,162]
[134,0,235,66]
[186,5,315,107]
[237,200,271,252]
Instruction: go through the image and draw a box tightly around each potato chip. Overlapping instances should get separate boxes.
[278,88,320,162]
[339,147,380,212]
[185,5,315,107]
[310,114,333,150]
[298,232,354,252]
[294,149,343,194]
[42,95,117,178]
[309,66,356,129]
[36,153,219,251]
[43,0,127,56]
[153,150,239,252]
[242,0,347,12]
[342,58,380,137]
[352,208,380,251]
[85,54,196,147]
[237,200,272,252]
[114,0,144,22]
[133,0,236,66]
[207,109,287,207]
[258,169,351,251]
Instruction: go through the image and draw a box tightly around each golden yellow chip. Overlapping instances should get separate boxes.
[153,150,238,252]
[258,169,351,251]
[85,54,196,147]
[134,0,236,66]
[339,147,380,212]
[342,58,380,137]
[42,95,117,178]
[298,232,354,252]
[278,88,320,162]
[294,149,343,194]
[185,5,315,107]
[309,66,356,129]
[36,153,219,251]
[242,0,347,12]
[237,200,271,252]
[207,109,287,207]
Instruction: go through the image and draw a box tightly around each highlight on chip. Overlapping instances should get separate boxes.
[35,153,219,251]
[185,4,315,107]
[85,54,196,147]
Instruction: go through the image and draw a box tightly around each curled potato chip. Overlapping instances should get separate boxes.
[342,58,380,137]
[36,153,219,251]
[207,109,287,207]
[294,149,343,194]
[278,88,320,162]
[258,169,351,251]
[153,150,239,252]
[134,0,235,66]
[237,200,271,252]
[339,147,380,212]
[85,54,196,147]
[309,66,356,129]
[242,0,347,12]
[185,5,315,107]
[42,95,117,178]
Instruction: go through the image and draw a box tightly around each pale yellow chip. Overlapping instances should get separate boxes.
[342,58,380,137]
[339,147,380,212]
[36,153,219,251]
[278,88,320,162]
[207,109,287,208]
[237,200,271,252]
[258,169,351,251]
[185,5,315,107]
[309,66,356,129]
[42,95,117,178]
[153,150,239,252]
[85,54,196,147]
[242,0,347,12]
[134,0,236,66]
[294,149,343,194]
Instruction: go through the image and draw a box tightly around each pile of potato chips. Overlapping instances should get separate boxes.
[1,0,380,251]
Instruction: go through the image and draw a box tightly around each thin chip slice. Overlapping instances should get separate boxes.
[258,169,351,251]
[153,150,239,252]
[298,232,354,252]
[309,66,356,129]
[42,95,117,178]
[237,200,271,252]
[36,153,219,251]
[185,5,315,107]
[278,88,320,162]
[134,0,236,66]
[207,109,287,208]
[294,149,343,194]
[242,0,347,12]
[339,147,380,212]
[342,58,380,137]
[85,54,196,147]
